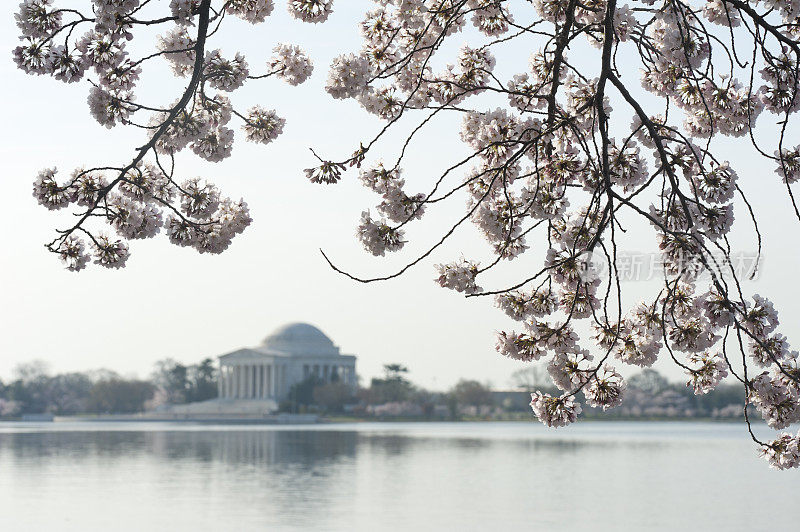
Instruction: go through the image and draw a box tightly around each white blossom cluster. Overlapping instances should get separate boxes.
[191,125,235,162]
[227,0,275,23]
[584,366,627,411]
[548,349,594,391]
[170,0,195,24]
[495,331,547,362]
[17,0,322,268]
[55,236,90,272]
[686,352,729,395]
[529,392,582,428]
[775,146,800,184]
[287,0,334,23]
[356,211,405,256]
[326,54,372,100]
[31,163,251,267]
[358,162,425,226]
[435,259,482,294]
[495,289,557,321]
[204,50,249,92]
[157,26,196,77]
[604,307,663,369]
[749,370,800,430]
[243,106,285,144]
[268,44,313,86]
[761,430,800,470]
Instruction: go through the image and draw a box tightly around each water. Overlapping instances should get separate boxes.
[0,421,796,531]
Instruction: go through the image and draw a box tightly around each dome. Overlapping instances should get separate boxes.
[261,322,340,356]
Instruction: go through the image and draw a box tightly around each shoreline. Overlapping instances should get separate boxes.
[0,414,746,425]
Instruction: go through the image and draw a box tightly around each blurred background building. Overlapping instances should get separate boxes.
[217,322,358,403]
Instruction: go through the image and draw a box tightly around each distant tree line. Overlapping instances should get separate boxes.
[281,364,748,421]
[0,358,218,417]
[150,358,218,405]
[503,366,746,419]
[1,359,747,420]
[281,364,501,419]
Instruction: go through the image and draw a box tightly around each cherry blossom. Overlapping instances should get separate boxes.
[761,431,800,470]
[287,0,334,23]
[227,0,275,23]
[18,0,322,270]
[267,44,313,86]
[243,107,285,144]
[435,259,482,294]
[529,392,582,428]
[686,352,729,395]
[583,365,626,411]
[495,331,547,362]
[356,211,405,256]
[301,0,800,467]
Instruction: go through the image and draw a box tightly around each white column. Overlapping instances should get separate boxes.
[254,365,258,399]
[246,365,252,398]
[221,367,226,399]
[247,364,256,399]
[262,365,267,399]
[236,365,241,398]
[255,364,260,399]
[218,366,223,398]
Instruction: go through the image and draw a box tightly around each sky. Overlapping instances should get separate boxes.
[1,2,799,391]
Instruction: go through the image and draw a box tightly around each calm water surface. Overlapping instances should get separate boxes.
[0,421,796,531]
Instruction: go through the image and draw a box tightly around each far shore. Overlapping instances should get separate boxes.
[0,413,746,425]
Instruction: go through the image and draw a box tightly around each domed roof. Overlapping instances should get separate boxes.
[261,322,340,356]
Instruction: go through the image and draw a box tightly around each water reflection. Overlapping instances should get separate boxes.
[0,430,360,468]
[0,423,797,531]
[0,426,674,468]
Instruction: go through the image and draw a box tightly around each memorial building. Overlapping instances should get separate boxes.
[217,322,357,402]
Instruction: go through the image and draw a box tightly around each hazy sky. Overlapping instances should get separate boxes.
[2,2,799,390]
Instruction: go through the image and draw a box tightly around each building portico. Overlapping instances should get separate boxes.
[217,323,357,403]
